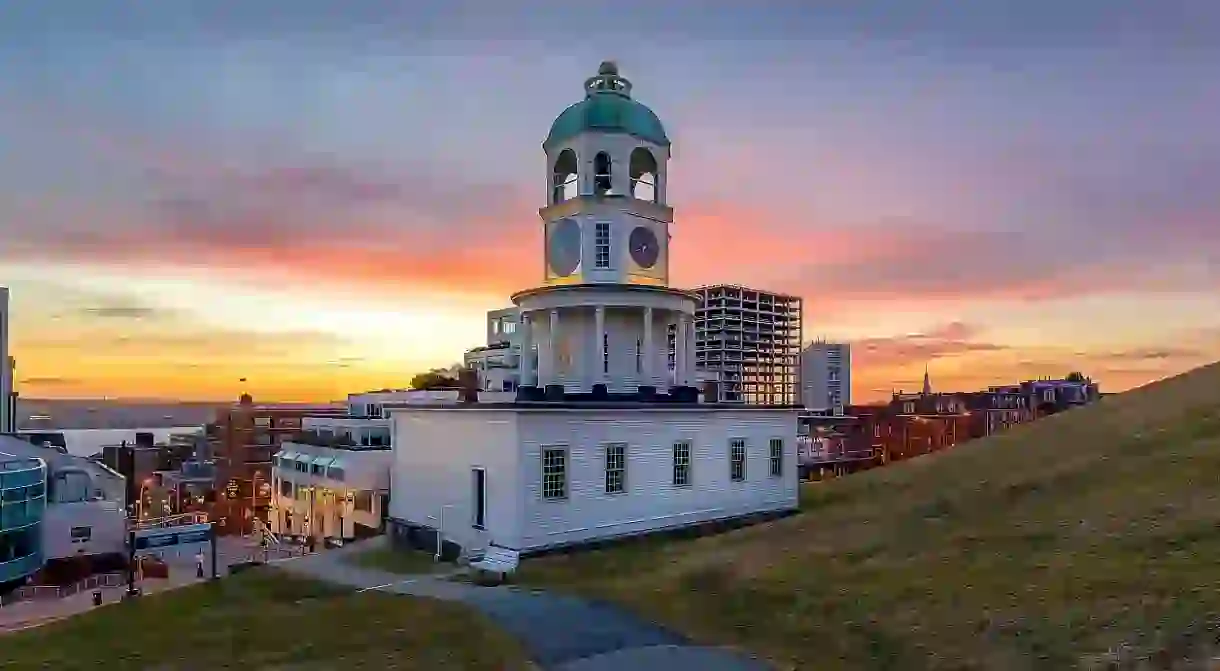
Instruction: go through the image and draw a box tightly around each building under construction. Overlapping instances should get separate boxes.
[693,284,803,405]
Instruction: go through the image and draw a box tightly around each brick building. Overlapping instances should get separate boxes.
[208,394,346,535]
[847,386,1036,466]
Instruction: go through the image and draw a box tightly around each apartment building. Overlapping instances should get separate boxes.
[464,307,524,392]
[800,340,851,413]
[693,285,803,405]
[207,394,346,535]
[0,287,14,434]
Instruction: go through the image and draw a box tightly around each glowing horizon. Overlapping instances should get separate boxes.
[2,2,1218,403]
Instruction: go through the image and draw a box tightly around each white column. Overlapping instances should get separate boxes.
[519,311,534,387]
[675,316,687,386]
[685,314,697,388]
[594,306,606,384]
[548,308,560,385]
[642,307,654,382]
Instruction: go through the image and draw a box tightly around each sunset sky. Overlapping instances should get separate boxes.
[1,1,1218,403]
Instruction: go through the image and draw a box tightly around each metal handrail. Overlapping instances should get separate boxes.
[0,572,126,607]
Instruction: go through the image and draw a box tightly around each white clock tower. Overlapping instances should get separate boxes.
[538,61,674,288]
[512,62,698,397]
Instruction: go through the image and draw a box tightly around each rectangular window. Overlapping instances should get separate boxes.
[672,441,692,487]
[730,439,746,482]
[604,443,627,494]
[769,438,784,477]
[541,447,568,500]
[635,338,642,373]
[472,468,487,529]
[354,490,373,512]
[603,333,610,374]
[253,417,271,428]
[595,222,611,268]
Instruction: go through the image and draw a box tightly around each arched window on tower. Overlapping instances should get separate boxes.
[593,152,613,196]
[629,148,658,202]
[552,149,579,203]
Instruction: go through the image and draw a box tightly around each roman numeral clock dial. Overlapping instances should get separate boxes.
[548,217,582,277]
[629,225,660,269]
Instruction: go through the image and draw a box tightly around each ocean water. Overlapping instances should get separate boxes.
[48,427,205,457]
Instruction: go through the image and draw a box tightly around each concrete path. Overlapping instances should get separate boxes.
[272,540,771,671]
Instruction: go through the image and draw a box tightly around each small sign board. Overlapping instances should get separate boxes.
[133,523,214,551]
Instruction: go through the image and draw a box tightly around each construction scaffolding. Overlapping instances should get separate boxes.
[693,285,803,405]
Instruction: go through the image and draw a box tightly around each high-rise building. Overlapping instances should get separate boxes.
[693,285,803,405]
[0,287,14,434]
[800,341,851,413]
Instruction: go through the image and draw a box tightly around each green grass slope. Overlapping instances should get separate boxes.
[1,570,533,670]
[519,361,1220,670]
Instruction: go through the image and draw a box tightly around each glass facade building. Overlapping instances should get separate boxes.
[0,456,46,584]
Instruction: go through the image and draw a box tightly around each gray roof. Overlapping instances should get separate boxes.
[0,435,123,480]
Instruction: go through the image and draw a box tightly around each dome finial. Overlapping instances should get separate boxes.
[585,61,631,98]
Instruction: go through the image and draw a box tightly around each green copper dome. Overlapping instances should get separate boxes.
[544,61,670,151]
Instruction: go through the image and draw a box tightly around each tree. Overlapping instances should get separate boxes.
[1065,371,1087,383]
[410,368,461,390]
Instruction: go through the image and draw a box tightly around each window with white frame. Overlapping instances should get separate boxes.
[541,447,568,500]
[769,438,784,477]
[595,222,611,268]
[604,443,626,494]
[904,402,915,414]
[729,439,746,481]
[672,441,692,486]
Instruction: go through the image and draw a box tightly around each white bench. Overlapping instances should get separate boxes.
[469,544,520,582]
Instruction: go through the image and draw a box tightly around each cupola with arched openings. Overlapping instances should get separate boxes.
[539,61,675,289]
[543,61,671,206]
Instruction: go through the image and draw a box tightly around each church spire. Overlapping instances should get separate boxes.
[922,365,932,396]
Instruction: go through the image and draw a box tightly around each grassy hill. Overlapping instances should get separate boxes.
[519,361,1220,670]
[1,571,532,670]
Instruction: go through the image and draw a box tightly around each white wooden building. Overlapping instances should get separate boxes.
[389,406,797,555]
[386,62,801,558]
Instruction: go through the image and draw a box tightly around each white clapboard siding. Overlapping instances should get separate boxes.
[389,406,799,554]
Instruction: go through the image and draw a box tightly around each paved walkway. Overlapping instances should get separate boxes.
[272,540,771,671]
[0,534,268,634]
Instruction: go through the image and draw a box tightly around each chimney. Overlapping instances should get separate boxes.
[458,367,479,403]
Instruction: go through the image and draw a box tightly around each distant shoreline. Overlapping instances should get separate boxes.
[18,420,208,431]
[16,399,223,431]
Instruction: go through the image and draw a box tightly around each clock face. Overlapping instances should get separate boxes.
[548,218,582,277]
[628,226,660,269]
